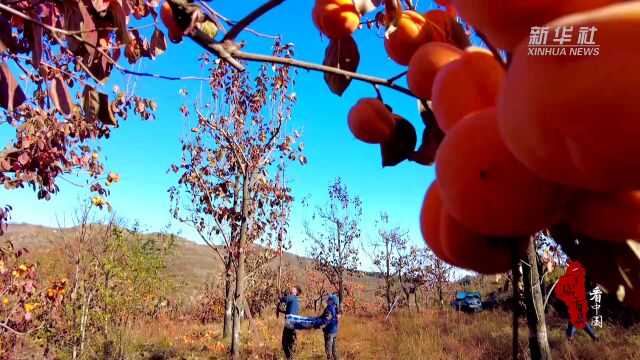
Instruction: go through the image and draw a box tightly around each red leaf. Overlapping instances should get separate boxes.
[97,92,118,126]
[0,15,16,52]
[150,28,167,58]
[0,63,26,112]
[323,36,360,96]
[17,153,30,166]
[380,116,417,167]
[24,20,43,69]
[49,74,73,115]
[409,100,444,166]
[110,1,131,45]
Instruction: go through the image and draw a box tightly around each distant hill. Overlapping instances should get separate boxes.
[2,223,382,302]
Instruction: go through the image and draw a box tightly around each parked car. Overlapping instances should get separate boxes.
[452,291,483,313]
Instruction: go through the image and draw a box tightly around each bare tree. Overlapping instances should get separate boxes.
[369,212,408,313]
[306,178,361,312]
[425,251,453,307]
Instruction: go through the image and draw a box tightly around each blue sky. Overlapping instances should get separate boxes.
[3,1,485,271]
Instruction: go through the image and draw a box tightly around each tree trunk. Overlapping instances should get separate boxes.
[231,247,245,358]
[231,175,250,359]
[223,255,233,339]
[414,289,420,313]
[385,242,392,314]
[338,276,344,314]
[522,238,552,360]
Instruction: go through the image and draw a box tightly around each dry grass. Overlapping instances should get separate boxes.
[121,309,640,360]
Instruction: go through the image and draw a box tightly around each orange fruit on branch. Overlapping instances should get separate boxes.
[498,2,640,191]
[347,98,396,144]
[436,108,567,237]
[161,0,184,43]
[420,181,462,267]
[313,0,360,39]
[423,10,468,48]
[431,47,504,132]
[440,210,528,274]
[384,10,432,65]
[407,42,462,100]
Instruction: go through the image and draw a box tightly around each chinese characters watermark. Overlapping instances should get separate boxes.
[528,26,599,56]
[590,286,603,328]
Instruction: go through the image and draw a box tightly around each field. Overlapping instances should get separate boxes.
[124,310,640,360]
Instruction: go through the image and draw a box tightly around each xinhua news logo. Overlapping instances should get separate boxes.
[528,26,599,56]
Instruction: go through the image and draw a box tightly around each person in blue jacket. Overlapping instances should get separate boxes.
[276,285,302,359]
[314,294,339,360]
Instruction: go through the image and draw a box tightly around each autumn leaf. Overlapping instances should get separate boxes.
[0,15,16,52]
[380,116,417,167]
[109,1,131,45]
[150,28,167,58]
[82,85,100,123]
[24,21,43,69]
[323,36,360,96]
[0,63,26,112]
[49,74,73,115]
[409,100,444,166]
[97,92,118,126]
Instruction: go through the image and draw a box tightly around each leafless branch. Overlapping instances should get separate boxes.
[222,0,286,42]
[229,50,416,97]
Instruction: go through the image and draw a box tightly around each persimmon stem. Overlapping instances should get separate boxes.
[222,0,286,42]
[373,84,383,101]
[476,31,507,70]
[388,70,407,84]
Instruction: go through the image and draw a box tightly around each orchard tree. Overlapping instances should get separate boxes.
[424,251,453,307]
[169,45,303,356]
[369,212,408,313]
[306,178,361,311]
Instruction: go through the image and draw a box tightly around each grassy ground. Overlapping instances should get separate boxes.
[127,309,640,360]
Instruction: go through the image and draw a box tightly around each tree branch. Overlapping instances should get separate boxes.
[230,50,416,97]
[222,0,286,42]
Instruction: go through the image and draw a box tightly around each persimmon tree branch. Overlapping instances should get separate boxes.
[222,0,286,42]
[228,49,417,97]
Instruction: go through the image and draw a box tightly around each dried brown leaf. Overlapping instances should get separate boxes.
[49,74,73,115]
[322,36,360,96]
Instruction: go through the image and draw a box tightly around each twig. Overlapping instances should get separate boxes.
[222,0,286,42]
[543,279,559,310]
[373,84,383,101]
[387,70,407,84]
[476,31,507,70]
[198,0,279,40]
